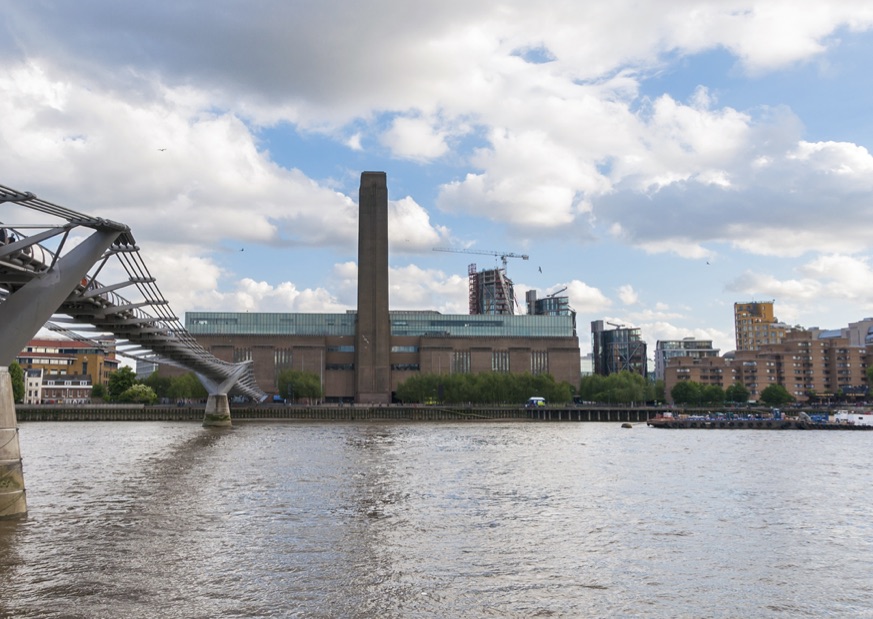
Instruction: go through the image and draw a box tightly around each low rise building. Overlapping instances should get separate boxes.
[42,374,92,404]
[16,338,119,388]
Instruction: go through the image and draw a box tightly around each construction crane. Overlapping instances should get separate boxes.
[547,286,568,298]
[432,247,529,273]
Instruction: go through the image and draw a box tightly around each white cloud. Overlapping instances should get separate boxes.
[388,265,468,313]
[618,284,639,305]
[381,116,451,160]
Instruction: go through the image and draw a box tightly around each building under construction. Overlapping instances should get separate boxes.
[468,264,517,315]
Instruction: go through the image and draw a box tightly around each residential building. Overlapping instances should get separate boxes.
[654,338,720,382]
[24,369,43,405]
[734,301,790,351]
[664,328,868,403]
[42,374,92,404]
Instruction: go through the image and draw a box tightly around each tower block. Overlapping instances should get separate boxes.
[355,172,391,404]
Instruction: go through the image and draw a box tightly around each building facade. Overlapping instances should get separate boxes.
[664,329,869,403]
[181,173,580,403]
[734,301,790,351]
[469,266,516,315]
[16,338,119,388]
[591,320,647,377]
[186,311,580,402]
[654,338,720,382]
[41,373,92,404]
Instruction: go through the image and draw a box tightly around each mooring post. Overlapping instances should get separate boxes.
[0,367,26,519]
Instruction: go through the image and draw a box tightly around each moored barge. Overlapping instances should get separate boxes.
[647,410,873,430]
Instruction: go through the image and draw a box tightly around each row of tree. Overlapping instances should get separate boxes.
[577,371,663,404]
[395,372,574,405]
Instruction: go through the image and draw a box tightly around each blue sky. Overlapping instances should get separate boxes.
[4,1,873,357]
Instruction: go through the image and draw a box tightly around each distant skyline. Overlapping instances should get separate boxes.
[3,2,873,356]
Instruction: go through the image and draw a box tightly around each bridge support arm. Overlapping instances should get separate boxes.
[0,228,122,365]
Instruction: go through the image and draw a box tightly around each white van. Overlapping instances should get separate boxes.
[526,397,546,408]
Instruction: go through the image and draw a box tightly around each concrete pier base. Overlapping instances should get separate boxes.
[0,367,27,519]
[202,394,232,427]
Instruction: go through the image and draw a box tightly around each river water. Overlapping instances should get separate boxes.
[2,421,872,618]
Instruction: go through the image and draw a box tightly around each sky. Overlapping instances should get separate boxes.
[4,1,873,359]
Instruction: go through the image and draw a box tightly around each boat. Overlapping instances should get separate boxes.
[647,410,873,430]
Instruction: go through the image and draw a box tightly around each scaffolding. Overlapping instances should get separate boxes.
[468,264,515,315]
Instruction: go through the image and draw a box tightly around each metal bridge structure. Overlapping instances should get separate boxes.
[0,183,268,423]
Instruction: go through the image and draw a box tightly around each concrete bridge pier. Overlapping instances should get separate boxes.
[0,367,26,519]
[202,393,232,427]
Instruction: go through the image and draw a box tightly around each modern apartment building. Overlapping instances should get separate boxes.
[664,328,869,403]
[654,338,720,382]
[734,301,790,351]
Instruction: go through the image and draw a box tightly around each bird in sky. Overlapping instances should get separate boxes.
[538,266,542,273]
[157,148,167,151]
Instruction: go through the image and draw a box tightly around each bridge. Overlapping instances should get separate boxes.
[0,183,268,518]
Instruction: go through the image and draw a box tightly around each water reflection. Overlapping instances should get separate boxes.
[3,422,873,618]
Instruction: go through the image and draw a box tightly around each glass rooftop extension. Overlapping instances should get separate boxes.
[186,311,576,338]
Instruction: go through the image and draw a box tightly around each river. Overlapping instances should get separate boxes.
[2,421,872,618]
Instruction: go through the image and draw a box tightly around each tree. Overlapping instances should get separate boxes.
[670,380,702,405]
[277,369,323,403]
[117,384,158,404]
[759,383,794,406]
[142,372,173,399]
[725,382,750,404]
[167,373,207,401]
[108,366,138,401]
[394,372,573,405]
[652,379,666,404]
[700,384,725,405]
[8,362,25,403]
[91,383,108,401]
[578,371,654,405]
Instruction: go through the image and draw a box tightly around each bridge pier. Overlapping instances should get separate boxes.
[202,394,232,427]
[0,367,26,519]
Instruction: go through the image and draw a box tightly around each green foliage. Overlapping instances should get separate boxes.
[725,382,750,403]
[91,383,107,400]
[700,384,725,404]
[395,372,573,405]
[652,379,666,403]
[578,371,653,404]
[167,372,207,400]
[117,384,158,404]
[759,383,794,406]
[141,372,173,399]
[8,362,25,403]
[670,380,702,405]
[108,366,138,401]
[277,369,323,402]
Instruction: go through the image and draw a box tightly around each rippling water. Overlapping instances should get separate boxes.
[2,421,872,618]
